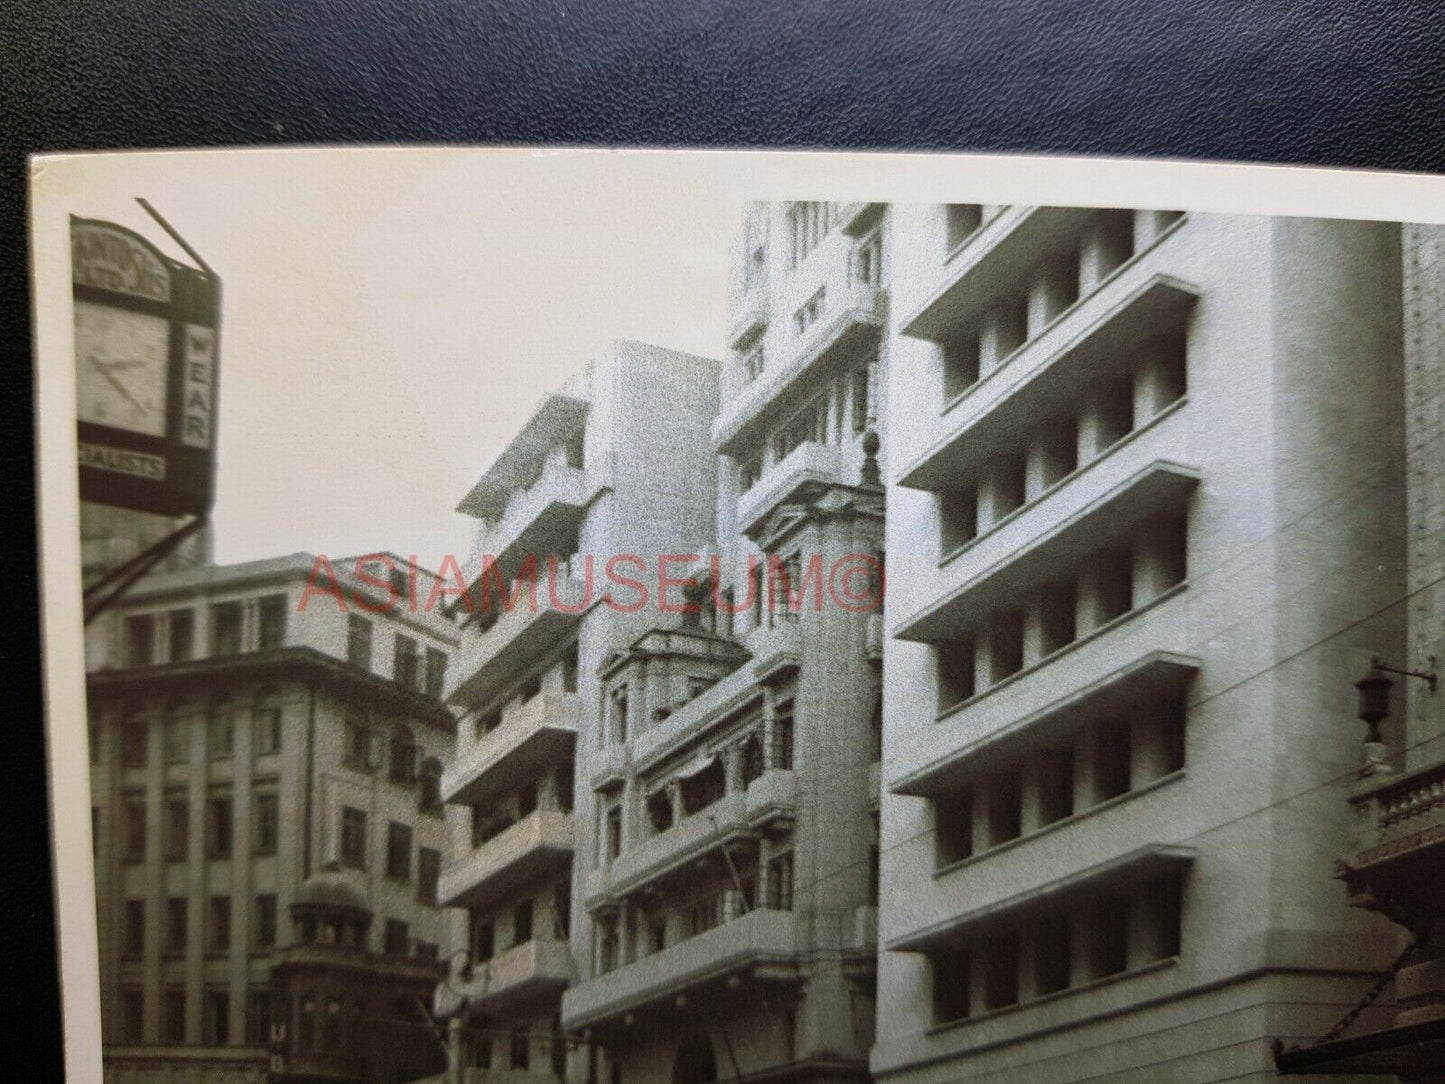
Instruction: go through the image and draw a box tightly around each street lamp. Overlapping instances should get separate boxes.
[1354,667,1393,744]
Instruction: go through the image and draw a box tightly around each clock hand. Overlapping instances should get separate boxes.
[88,354,146,413]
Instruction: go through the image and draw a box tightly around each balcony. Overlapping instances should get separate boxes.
[891,649,1199,798]
[837,201,886,238]
[898,274,1199,492]
[1341,756,1445,880]
[443,694,580,807]
[901,206,1099,343]
[447,570,591,708]
[561,907,800,1030]
[728,285,769,350]
[462,461,597,589]
[438,810,574,909]
[456,393,589,521]
[434,938,572,1017]
[270,943,445,983]
[584,770,797,905]
[714,278,887,457]
[626,622,802,775]
[894,459,1199,644]
[737,440,846,538]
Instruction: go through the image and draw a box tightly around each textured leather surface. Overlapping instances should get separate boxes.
[4,1,1445,1076]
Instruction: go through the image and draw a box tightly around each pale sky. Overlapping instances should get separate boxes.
[42,149,743,569]
[36,147,1445,573]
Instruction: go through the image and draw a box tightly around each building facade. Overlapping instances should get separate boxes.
[433,342,722,1083]
[88,551,456,1084]
[876,206,1414,1081]
[557,205,887,1084]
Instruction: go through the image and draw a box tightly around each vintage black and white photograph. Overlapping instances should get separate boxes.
[30,149,1445,1084]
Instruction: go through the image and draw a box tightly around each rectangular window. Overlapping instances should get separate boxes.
[212,601,243,655]
[604,806,622,861]
[257,594,287,650]
[165,795,189,861]
[206,795,233,858]
[384,918,409,956]
[204,989,230,1045]
[163,988,186,1043]
[561,643,579,693]
[517,781,538,818]
[347,614,373,669]
[254,793,278,855]
[164,714,190,763]
[788,200,833,267]
[343,716,373,771]
[471,916,495,962]
[253,704,282,755]
[983,930,1020,1009]
[557,766,575,814]
[851,364,872,434]
[742,343,765,384]
[986,769,1023,847]
[513,900,534,946]
[1034,915,1072,995]
[767,852,795,911]
[120,720,148,769]
[168,608,194,662]
[165,897,188,954]
[931,945,970,1024]
[1092,719,1133,803]
[120,987,145,1043]
[246,988,272,1045]
[510,1026,530,1070]
[207,705,233,760]
[123,799,146,863]
[610,686,629,744]
[773,399,825,462]
[424,647,447,698]
[123,899,145,956]
[738,453,762,494]
[854,232,882,286]
[255,894,277,949]
[942,331,981,399]
[393,634,420,691]
[386,822,412,881]
[208,896,231,954]
[125,614,155,668]
[771,710,794,771]
[417,847,441,906]
[340,806,367,869]
[945,203,983,249]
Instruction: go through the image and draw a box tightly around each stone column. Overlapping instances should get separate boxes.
[978,308,1008,375]
[1129,715,1171,790]
[1021,590,1047,671]
[1023,429,1051,503]
[1019,757,1046,836]
[1134,209,1182,250]
[1133,342,1187,421]
[1027,256,1077,339]
[1078,218,1127,294]
[1072,729,1099,813]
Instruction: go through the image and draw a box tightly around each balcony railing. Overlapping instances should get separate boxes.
[737,440,846,537]
[714,276,887,456]
[462,461,595,588]
[443,694,580,807]
[438,810,574,909]
[1344,757,1445,871]
[435,938,572,1017]
[561,907,800,1030]
[446,568,591,708]
[585,770,797,905]
[728,284,769,351]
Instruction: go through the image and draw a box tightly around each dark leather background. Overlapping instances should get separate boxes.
[5,0,1445,1075]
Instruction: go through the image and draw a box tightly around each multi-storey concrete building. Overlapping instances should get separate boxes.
[875,205,1412,1081]
[557,205,887,1084]
[1275,224,1445,1081]
[88,551,456,1084]
[433,342,721,1083]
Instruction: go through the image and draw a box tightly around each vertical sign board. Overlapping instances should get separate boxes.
[71,217,221,516]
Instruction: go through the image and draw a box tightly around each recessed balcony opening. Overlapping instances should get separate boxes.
[993,296,1028,363]
[517,781,538,817]
[1039,580,1079,657]
[940,486,979,554]
[1142,332,1188,416]
[1038,416,1080,489]
[1093,376,1136,453]
[604,806,622,862]
[983,931,1020,1010]
[990,452,1028,522]
[1157,693,1187,776]
[647,790,673,835]
[1031,248,1081,332]
[931,945,971,1024]
[937,639,977,710]
[989,611,1025,683]
[945,204,983,250]
[1091,547,1135,628]
[1091,209,1136,282]
[1089,901,1129,979]
[680,758,726,816]
[1037,747,1075,826]
[942,331,981,399]
[564,429,586,471]
[1033,915,1072,996]
[1093,720,1133,804]
[935,789,974,867]
[1137,516,1188,603]
[987,770,1023,847]
[1137,876,1184,962]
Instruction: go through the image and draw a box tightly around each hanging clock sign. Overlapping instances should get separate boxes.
[72,216,222,516]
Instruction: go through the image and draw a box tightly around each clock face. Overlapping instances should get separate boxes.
[75,300,170,437]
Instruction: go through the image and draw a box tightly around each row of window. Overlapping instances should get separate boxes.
[124,595,288,670]
[936,517,1188,711]
[340,717,443,814]
[116,985,252,1046]
[736,360,874,495]
[121,893,277,957]
[939,339,1188,554]
[336,806,440,899]
[469,770,574,849]
[468,1017,568,1076]
[468,881,570,965]
[345,614,448,696]
[929,875,1184,1025]
[113,698,283,769]
[934,694,1187,868]
[119,792,252,863]
[470,643,580,739]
